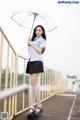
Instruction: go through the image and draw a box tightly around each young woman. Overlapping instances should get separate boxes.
[26,25,46,116]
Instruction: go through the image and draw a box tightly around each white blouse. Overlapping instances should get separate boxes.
[28,36,46,62]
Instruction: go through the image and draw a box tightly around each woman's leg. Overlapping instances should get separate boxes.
[29,86,35,110]
[29,74,40,110]
[29,75,35,112]
[30,74,42,109]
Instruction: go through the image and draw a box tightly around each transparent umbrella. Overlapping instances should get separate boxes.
[11,11,57,36]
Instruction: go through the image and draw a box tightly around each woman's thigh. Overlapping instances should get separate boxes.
[30,73,40,85]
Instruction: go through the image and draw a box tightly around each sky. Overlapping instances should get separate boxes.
[0,0,80,77]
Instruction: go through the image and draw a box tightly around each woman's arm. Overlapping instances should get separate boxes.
[28,39,44,54]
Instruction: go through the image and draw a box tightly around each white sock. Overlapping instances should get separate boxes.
[34,85,42,108]
[29,85,35,109]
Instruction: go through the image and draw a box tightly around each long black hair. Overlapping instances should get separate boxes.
[31,25,46,41]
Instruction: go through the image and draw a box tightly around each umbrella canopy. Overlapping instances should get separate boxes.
[11,11,57,36]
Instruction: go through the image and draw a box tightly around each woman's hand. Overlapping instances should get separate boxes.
[27,38,32,46]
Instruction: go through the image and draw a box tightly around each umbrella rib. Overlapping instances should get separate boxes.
[38,15,51,31]
[20,14,33,24]
[11,11,21,17]
[48,26,58,32]
[11,17,31,29]
[12,11,33,17]
[38,15,57,32]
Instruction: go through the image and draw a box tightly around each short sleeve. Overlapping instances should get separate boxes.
[39,38,46,48]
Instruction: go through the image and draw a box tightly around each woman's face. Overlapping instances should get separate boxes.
[35,27,43,37]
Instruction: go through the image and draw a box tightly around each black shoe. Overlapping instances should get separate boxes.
[27,109,35,120]
[35,107,43,117]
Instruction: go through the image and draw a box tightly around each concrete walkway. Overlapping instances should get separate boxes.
[13,92,80,120]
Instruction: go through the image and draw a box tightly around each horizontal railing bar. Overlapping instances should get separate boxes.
[0,84,56,100]
[18,55,28,60]
[0,84,29,100]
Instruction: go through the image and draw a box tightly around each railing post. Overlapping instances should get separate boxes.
[12,53,17,116]
[22,59,26,110]
[0,31,3,90]
[4,44,10,113]
[14,55,18,115]
[8,51,14,119]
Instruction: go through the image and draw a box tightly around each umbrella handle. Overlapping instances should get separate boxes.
[27,13,37,57]
[29,13,37,38]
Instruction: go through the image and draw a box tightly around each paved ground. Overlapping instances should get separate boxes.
[13,92,80,120]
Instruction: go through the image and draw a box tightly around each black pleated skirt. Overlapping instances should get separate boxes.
[26,61,44,74]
